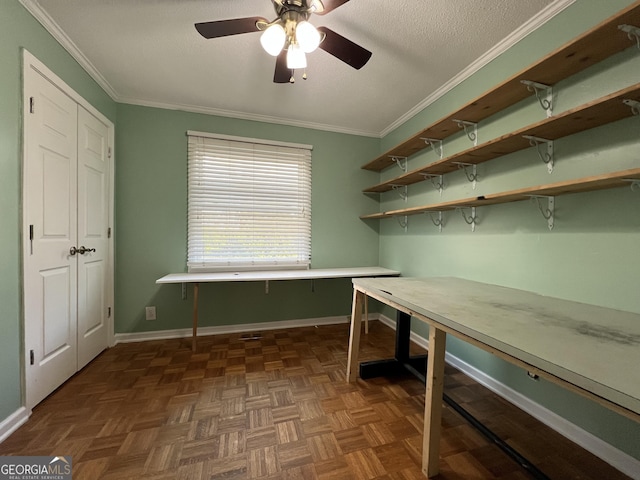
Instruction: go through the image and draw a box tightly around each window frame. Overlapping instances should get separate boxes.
[186,130,313,273]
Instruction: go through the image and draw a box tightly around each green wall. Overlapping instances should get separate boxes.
[114,104,380,335]
[375,0,640,460]
[0,0,116,422]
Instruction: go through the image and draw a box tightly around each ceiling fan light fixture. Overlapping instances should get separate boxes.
[286,43,307,69]
[296,21,321,53]
[260,23,286,56]
[195,0,371,83]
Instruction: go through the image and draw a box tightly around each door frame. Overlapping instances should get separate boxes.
[21,49,115,408]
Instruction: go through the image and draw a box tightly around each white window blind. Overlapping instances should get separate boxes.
[187,131,312,272]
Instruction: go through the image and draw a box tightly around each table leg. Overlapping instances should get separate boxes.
[192,282,199,352]
[364,295,369,334]
[346,288,365,382]
[422,326,446,478]
[358,311,427,379]
[395,310,411,363]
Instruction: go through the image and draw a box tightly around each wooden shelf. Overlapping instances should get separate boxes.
[362,2,640,172]
[364,83,640,193]
[360,168,640,220]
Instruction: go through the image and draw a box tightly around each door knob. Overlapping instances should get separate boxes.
[69,246,96,255]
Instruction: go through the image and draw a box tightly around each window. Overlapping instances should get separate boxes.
[187,131,312,272]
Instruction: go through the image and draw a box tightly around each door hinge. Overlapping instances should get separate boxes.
[29,97,35,114]
[29,224,34,254]
[107,306,111,318]
[107,227,111,238]
[108,147,112,159]
[30,350,35,365]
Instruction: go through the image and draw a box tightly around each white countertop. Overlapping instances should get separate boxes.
[157,266,400,284]
[352,276,640,417]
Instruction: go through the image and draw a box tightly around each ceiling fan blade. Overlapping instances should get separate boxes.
[314,0,350,15]
[316,0,349,15]
[274,49,291,83]
[317,27,371,69]
[195,17,267,39]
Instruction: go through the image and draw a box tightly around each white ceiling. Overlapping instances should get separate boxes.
[22,0,570,137]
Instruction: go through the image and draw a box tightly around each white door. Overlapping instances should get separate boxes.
[77,106,110,369]
[23,55,113,409]
[23,69,79,408]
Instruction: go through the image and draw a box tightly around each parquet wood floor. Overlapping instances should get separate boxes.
[0,321,630,479]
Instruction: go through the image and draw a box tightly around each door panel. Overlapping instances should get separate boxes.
[24,69,78,409]
[77,106,109,369]
[85,166,105,235]
[42,152,72,236]
[83,261,105,334]
[42,266,73,358]
[39,89,76,158]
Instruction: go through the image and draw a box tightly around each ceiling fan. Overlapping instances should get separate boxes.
[195,0,372,83]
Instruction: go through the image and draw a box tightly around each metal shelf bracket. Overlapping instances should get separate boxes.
[452,119,478,145]
[391,184,408,202]
[454,162,478,189]
[420,173,444,196]
[521,80,553,117]
[420,137,444,159]
[623,99,640,116]
[619,24,640,50]
[389,155,407,172]
[427,211,444,232]
[623,179,640,192]
[528,195,555,230]
[457,206,477,232]
[397,215,408,232]
[523,135,554,173]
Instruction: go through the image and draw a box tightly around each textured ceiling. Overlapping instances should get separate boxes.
[22,0,566,137]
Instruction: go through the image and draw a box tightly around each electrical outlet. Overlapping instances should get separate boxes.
[145,306,157,321]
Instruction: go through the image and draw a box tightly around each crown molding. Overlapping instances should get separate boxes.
[118,97,381,138]
[379,0,576,138]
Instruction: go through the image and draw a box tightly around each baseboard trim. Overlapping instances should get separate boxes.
[376,314,640,479]
[0,407,30,444]
[114,315,350,344]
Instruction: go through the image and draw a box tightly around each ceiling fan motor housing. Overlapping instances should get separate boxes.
[274,1,311,20]
[274,0,308,15]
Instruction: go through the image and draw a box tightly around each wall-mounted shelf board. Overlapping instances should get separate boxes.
[364,83,640,193]
[362,2,640,172]
[360,167,640,220]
